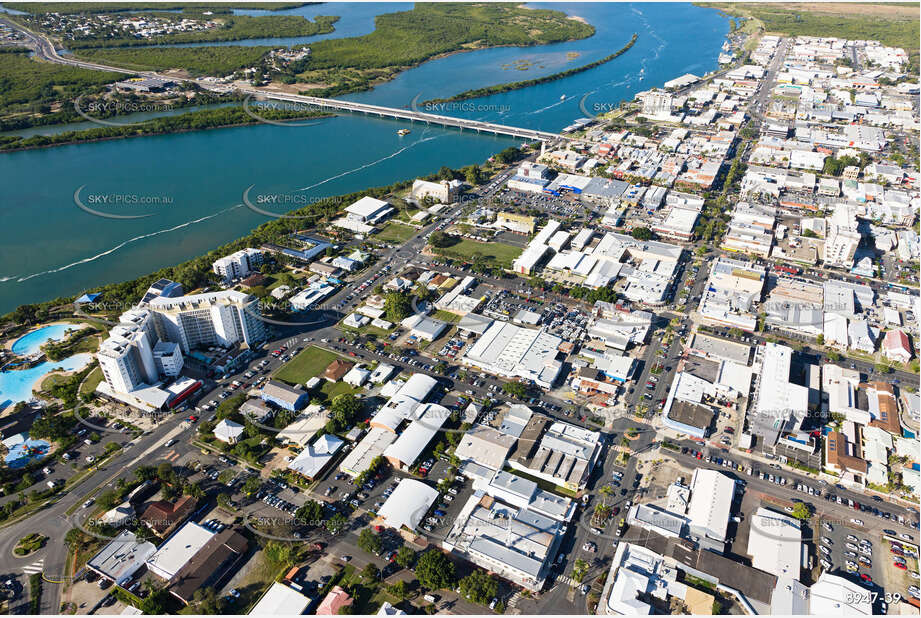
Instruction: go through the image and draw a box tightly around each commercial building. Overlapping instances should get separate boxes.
[383,403,451,470]
[751,343,809,446]
[86,531,156,586]
[461,320,563,389]
[746,508,803,582]
[168,528,248,605]
[698,257,766,331]
[288,434,344,480]
[261,380,310,411]
[146,522,215,581]
[506,415,601,492]
[453,424,516,472]
[443,492,565,592]
[212,248,264,282]
[376,478,439,532]
[686,469,735,551]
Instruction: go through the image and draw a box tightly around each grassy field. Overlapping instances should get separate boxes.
[78,366,104,397]
[432,309,461,323]
[273,345,342,385]
[375,222,418,245]
[704,3,920,53]
[436,238,522,269]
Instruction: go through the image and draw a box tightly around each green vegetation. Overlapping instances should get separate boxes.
[703,3,920,53]
[293,3,594,96]
[430,237,521,269]
[71,45,273,75]
[415,549,457,591]
[358,528,384,555]
[422,33,637,105]
[274,345,343,385]
[458,570,499,606]
[14,533,47,556]
[0,50,122,117]
[1,104,332,151]
[571,558,589,584]
[684,573,716,592]
[374,222,418,245]
[304,3,594,71]
[791,503,812,522]
[58,15,339,49]
[29,573,42,614]
[5,3,308,13]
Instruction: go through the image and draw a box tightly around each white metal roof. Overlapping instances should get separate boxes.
[377,479,438,531]
[145,523,214,580]
[687,469,735,542]
[248,582,310,615]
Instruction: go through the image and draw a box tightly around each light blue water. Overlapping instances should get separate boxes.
[0,3,728,314]
[11,323,81,355]
[0,353,92,408]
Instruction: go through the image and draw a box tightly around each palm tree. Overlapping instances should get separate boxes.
[598,484,614,506]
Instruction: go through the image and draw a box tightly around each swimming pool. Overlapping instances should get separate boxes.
[0,353,92,408]
[10,323,82,355]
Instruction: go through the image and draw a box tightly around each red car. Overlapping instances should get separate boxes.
[860,573,872,583]
[187,415,199,422]
[895,562,907,570]
[696,452,703,460]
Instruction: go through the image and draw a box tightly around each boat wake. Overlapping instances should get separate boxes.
[8,204,244,284]
[296,130,444,193]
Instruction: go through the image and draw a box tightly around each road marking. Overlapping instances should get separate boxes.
[22,558,44,574]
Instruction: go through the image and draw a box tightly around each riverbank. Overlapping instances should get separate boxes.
[420,33,639,107]
[0,105,333,152]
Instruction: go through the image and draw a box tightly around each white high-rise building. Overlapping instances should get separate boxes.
[98,308,160,394]
[212,248,264,282]
[149,290,266,353]
[152,341,184,377]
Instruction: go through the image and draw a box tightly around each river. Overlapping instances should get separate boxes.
[0,3,727,313]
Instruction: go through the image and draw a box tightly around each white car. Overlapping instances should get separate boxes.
[850,518,864,526]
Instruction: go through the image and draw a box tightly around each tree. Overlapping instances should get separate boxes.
[362,562,381,581]
[190,587,224,614]
[395,545,416,569]
[502,382,528,399]
[139,585,172,615]
[330,393,361,428]
[791,502,811,522]
[358,528,383,556]
[415,549,457,591]
[388,580,409,600]
[815,334,824,345]
[384,292,412,323]
[241,476,261,497]
[458,569,498,605]
[97,489,119,509]
[630,226,654,241]
[429,231,453,248]
[296,500,323,525]
[326,512,348,535]
[571,558,589,584]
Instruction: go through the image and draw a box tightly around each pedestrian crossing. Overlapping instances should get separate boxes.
[22,558,44,575]
[555,573,576,587]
